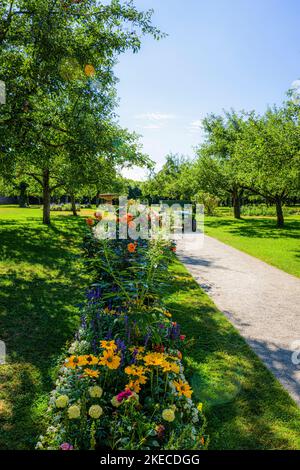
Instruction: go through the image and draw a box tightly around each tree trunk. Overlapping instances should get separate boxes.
[42,169,51,225]
[275,197,284,228]
[70,194,78,216]
[18,182,28,208]
[232,188,241,219]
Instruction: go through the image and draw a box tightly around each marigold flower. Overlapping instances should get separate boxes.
[173,379,193,398]
[67,405,80,420]
[162,408,175,422]
[89,386,103,398]
[55,395,69,409]
[88,405,103,419]
[99,350,121,370]
[84,368,100,378]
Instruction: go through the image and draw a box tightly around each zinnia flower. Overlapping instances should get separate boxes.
[89,386,103,398]
[162,408,175,422]
[88,405,103,419]
[67,405,80,420]
[116,389,133,403]
[55,395,69,409]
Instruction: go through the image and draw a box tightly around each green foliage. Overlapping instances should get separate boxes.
[0,0,159,222]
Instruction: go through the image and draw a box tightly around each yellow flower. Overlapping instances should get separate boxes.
[162,361,180,374]
[84,368,100,378]
[88,405,103,419]
[143,352,165,367]
[163,310,172,318]
[55,395,69,408]
[89,386,103,398]
[99,350,121,370]
[65,355,80,369]
[82,355,99,366]
[100,340,117,352]
[197,403,203,413]
[111,396,122,408]
[173,379,193,398]
[126,380,141,393]
[124,365,148,384]
[162,408,175,422]
[67,405,80,419]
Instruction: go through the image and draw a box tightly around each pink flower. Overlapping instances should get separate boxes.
[180,335,186,341]
[60,443,74,451]
[116,389,133,403]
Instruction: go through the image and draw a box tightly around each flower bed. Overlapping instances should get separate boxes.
[37,217,207,450]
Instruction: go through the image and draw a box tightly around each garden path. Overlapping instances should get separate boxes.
[177,234,300,406]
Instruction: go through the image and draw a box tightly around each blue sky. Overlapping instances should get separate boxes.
[115,0,300,180]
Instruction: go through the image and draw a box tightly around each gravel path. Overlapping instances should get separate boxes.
[176,234,300,405]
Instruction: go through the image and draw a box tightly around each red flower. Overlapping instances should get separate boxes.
[180,335,186,341]
[86,218,94,227]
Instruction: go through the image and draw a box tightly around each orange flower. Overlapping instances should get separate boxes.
[84,64,96,77]
[86,218,94,227]
[127,243,136,253]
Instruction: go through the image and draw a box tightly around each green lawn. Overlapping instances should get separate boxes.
[160,260,300,450]
[0,206,91,449]
[204,214,300,278]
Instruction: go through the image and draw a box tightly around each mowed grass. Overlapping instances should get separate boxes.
[204,213,300,277]
[159,260,300,450]
[0,206,92,449]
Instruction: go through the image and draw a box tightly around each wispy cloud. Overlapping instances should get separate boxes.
[140,124,162,130]
[188,119,203,134]
[135,112,177,122]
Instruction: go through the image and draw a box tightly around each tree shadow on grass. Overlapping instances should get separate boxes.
[205,217,300,240]
[0,215,90,449]
[159,263,300,450]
